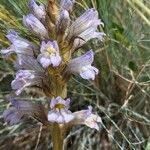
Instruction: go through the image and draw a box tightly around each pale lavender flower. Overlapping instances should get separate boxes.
[23,14,48,39]
[29,0,46,21]
[70,106,102,131]
[60,0,75,11]
[11,70,45,95]
[1,45,16,57]
[67,9,104,41]
[48,97,74,123]
[15,55,43,71]
[37,41,62,68]
[67,50,99,80]
[56,10,70,35]
[3,107,22,125]
[3,99,47,125]
[1,30,39,57]
[72,26,106,51]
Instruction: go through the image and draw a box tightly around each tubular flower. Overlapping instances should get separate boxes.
[71,106,102,131]
[3,99,47,125]
[60,0,75,11]
[37,41,62,68]
[28,0,46,21]
[1,30,39,57]
[66,50,99,80]
[48,97,74,123]
[12,55,49,95]
[56,10,70,35]
[3,97,102,131]
[11,70,45,95]
[23,14,48,39]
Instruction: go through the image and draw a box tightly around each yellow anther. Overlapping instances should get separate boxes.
[55,103,65,109]
[47,47,56,54]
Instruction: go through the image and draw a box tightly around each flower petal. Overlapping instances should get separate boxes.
[50,97,71,109]
[3,107,23,125]
[38,41,62,68]
[72,28,106,51]
[67,9,103,40]
[66,50,99,80]
[48,97,73,123]
[38,53,51,68]
[23,14,48,39]
[29,0,46,21]
[69,106,102,131]
[14,55,43,71]
[56,10,70,35]
[1,30,39,56]
[80,66,99,80]
[60,0,74,11]
[3,99,48,125]
[48,109,74,123]
[11,70,46,95]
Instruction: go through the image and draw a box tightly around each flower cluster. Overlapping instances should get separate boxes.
[4,97,102,131]
[2,0,105,138]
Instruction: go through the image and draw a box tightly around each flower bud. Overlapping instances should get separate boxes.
[23,14,48,39]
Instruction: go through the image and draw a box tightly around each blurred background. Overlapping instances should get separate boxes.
[0,0,150,149]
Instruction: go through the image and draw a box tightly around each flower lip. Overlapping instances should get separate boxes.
[38,41,62,68]
[48,97,73,123]
[50,97,70,109]
[67,50,99,80]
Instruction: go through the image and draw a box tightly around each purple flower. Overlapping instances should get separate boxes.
[60,0,75,11]
[56,10,70,35]
[11,70,45,95]
[3,107,23,125]
[48,97,74,123]
[67,9,104,41]
[23,14,48,39]
[72,27,105,51]
[3,99,47,125]
[37,41,62,68]
[70,106,102,131]
[1,30,39,57]
[29,0,46,21]
[67,50,99,80]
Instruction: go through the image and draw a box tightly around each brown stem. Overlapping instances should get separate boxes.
[51,124,65,150]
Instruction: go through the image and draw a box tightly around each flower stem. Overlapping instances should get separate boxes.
[51,123,65,150]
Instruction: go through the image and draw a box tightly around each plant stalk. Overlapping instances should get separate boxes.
[51,123,65,150]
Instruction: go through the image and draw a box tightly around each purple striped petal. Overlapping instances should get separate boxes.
[3,99,47,125]
[48,97,74,123]
[11,70,45,95]
[67,50,99,80]
[56,10,70,35]
[60,0,75,11]
[69,106,102,131]
[1,30,39,56]
[37,41,62,68]
[23,14,48,39]
[3,107,23,125]
[67,9,103,40]
[29,0,46,21]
